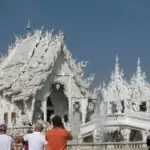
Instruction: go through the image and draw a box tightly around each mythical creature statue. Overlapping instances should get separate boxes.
[71,102,82,140]
[123,100,131,113]
[32,100,44,124]
[85,99,96,122]
[116,101,122,114]
[130,101,140,112]
[124,99,139,113]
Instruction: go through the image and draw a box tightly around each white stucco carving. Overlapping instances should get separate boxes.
[1,23,150,143]
[102,55,131,102]
[0,24,96,137]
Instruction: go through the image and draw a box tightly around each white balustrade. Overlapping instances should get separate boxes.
[8,113,150,140]
[79,113,150,138]
[13,142,147,150]
[67,142,147,150]
[105,113,150,131]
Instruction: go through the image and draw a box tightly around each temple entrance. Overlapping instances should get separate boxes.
[139,101,147,112]
[46,83,69,122]
[47,96,54,122]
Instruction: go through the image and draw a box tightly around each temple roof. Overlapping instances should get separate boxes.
[101,56,150,102]
[0,27,94,101]
[102,55,131,102]
[130,58,150,101]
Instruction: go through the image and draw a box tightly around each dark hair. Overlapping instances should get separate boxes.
[52,116,64,128]
[27,130,33,134]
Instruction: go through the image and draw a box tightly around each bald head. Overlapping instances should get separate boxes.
[35,123,43,132]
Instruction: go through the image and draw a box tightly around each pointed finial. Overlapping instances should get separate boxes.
[116,54,119,64]
[137,57,140,66]
[110,54,124,82]
[59,31,65,42]
[26,20,31,29]
[102,81,105,87]
[136,57,141,77]
[115,54,120,74]
[26,20,33,36]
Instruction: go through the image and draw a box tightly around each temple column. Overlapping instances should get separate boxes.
[8,104,13,127]
[68,75,72,123]
[124,100,127,113]
[43,100,47,122]
[146,101,150,113]
[116,101,122,114]
[81,98,88,124]
[8,111,11,127]
[142,131,147,142]
[107,101,112,114]
[30,98,35,123]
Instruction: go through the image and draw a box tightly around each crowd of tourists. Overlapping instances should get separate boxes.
[0,115,72,150]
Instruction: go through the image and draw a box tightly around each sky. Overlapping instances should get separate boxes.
[0,0,150,85]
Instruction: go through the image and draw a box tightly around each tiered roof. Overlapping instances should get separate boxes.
[101,56,150,102]
[130,58,150,101]
[0,26,94,101]
[102,55,131,102]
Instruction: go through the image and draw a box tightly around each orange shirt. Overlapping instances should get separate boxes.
[45,127,72,150]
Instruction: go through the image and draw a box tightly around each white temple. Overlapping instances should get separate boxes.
[0,22,97,125]
[0,23,150,143]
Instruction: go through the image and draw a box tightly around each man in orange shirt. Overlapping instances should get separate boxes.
[45,115,72,150]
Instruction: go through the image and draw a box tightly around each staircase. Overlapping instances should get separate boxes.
[80,120,96,137]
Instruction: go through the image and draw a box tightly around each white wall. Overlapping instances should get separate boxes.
[0,96,21,126]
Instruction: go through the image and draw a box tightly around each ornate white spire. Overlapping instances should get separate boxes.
[131,57,146,83]
[115,54,119,74]
[130,57,150,101]
[102,55,130,102]
[136,57,142,79]
[110,54,123,82]
[26,20,31,29]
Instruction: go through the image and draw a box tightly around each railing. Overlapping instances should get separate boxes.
[80,120,96,137]
[80,113,150,137]
[13,142,147,150]
[106,113,150,122]
[8,113,150,138]
[106,113,150,131]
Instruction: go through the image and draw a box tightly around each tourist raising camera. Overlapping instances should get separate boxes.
[45,115,72,150]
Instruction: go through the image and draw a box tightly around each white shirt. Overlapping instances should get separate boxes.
[23,132,47,150]
[0,134,13,150]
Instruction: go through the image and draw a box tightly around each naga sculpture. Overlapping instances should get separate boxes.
[71,102,82,140]
[85,99,96,122]
[32,100,44,124]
